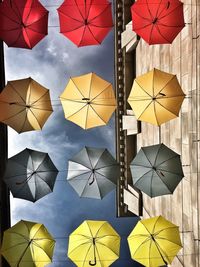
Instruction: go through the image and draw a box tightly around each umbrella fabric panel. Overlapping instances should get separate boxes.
[0,0,49,49]
[131,0,185,44]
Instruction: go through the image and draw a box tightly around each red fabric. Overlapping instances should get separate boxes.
[57,0,113,47]
[131,0,185,44]
[0,0,49,49]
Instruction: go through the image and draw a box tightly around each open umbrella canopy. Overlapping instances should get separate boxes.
[4,148,58,202]
[0,77,53,133]
[128,216,182,267]
[131,0,185,44]
[0,0,49,49]
[68,220,120,267]
[57,0,113,47]
[1,220,55,267]
[128,68,185,126]
[67,146,120,199]
[60,73,117,129]
[130,143,184,198]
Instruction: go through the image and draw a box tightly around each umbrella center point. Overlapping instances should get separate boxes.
[92,169,95,173]
[152,97,157,101]
[21,22,27,28]
[26,105,31,108]
[82,98,91,104]
[84,19,88,25]
[152,18,158,24]
[152,166,157,171]
[150,234,156,241]
[31,171,37,176]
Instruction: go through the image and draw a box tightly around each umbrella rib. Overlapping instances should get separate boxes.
[153,239,170,265]
[19,108,29,133]
[23,0,33,26]
[35,173,53,192]
[0,11,20,26]
[85,147,94,169]
[82,243,93,267]
[141,148,154,168]
[8,82,26,103]
[34,154,49,173]
[134,170,153,186]
[25,10,48,30]
[96,240,119,258]
[78,25,87,46]
[134,80,153,98]
[88,4,112,24]
[158,3,183,21]
[148,24,154,44]
[153,101,159,125]
[67,170,92,181]
[95,171,116,186]
[80,172,93,197]
[156,172,173,193]
[67,105,88,119]
[93,149,105,170]
[154,0,164,19]
[94,222,108,238]
[133,23,153,32]
[89,105,107,124]
[31,90,49,106]
[155,235,182,247]
[132,237,151,258]
[156,100,180,117]
[157,154,180,173]
[95,163,118,171]
[16,241,33,266]
[1,241,29,253]
[132,9,151,22]
[90,84,112,101]
[157,22,185,28]
[152,216,161,235]
[94,245,103,267]
[156,167,183,176]
[150,170,154,197]
[145,0,154,20]
[88,73,93,100]
[29,108,43,129]
[94,173,102,199]
[84,105,90,129]
[155,23,171,43]
[74,0,86,21]
[31,240,52,262]
[155,75,176,97]
[71,78,85,99]
[153,144,163,167]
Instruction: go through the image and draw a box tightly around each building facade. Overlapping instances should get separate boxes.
[116,0,200,266]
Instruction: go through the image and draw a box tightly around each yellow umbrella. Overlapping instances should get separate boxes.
[128,216,182,267]
[128,68,185,126]
[1,220,55,267]
[68,220,120,267]
[60,73,117,129]
[0,77,53,133]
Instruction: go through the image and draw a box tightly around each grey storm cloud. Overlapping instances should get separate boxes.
[5,0,141,266]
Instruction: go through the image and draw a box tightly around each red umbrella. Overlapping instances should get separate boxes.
[57,0,113,47]
[0,0,49,49]
[131,0,185,45]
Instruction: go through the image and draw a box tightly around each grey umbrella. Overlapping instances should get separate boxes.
[67,146,120,199]
[130,143,184,198]
[4,148,58,202]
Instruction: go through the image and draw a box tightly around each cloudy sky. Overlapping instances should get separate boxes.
[4,0,141,266]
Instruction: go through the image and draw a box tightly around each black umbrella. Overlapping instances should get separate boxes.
[4,148,58,202]
[130,143,184,197]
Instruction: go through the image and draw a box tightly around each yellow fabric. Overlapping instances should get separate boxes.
[128,216,182,267]
[128,68,185,126]
[68,220,120,267]
[0,78,53,133]
[60,73,117,129]
[1,220,55,267]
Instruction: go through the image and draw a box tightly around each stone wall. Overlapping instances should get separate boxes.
[135,1,200,266]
